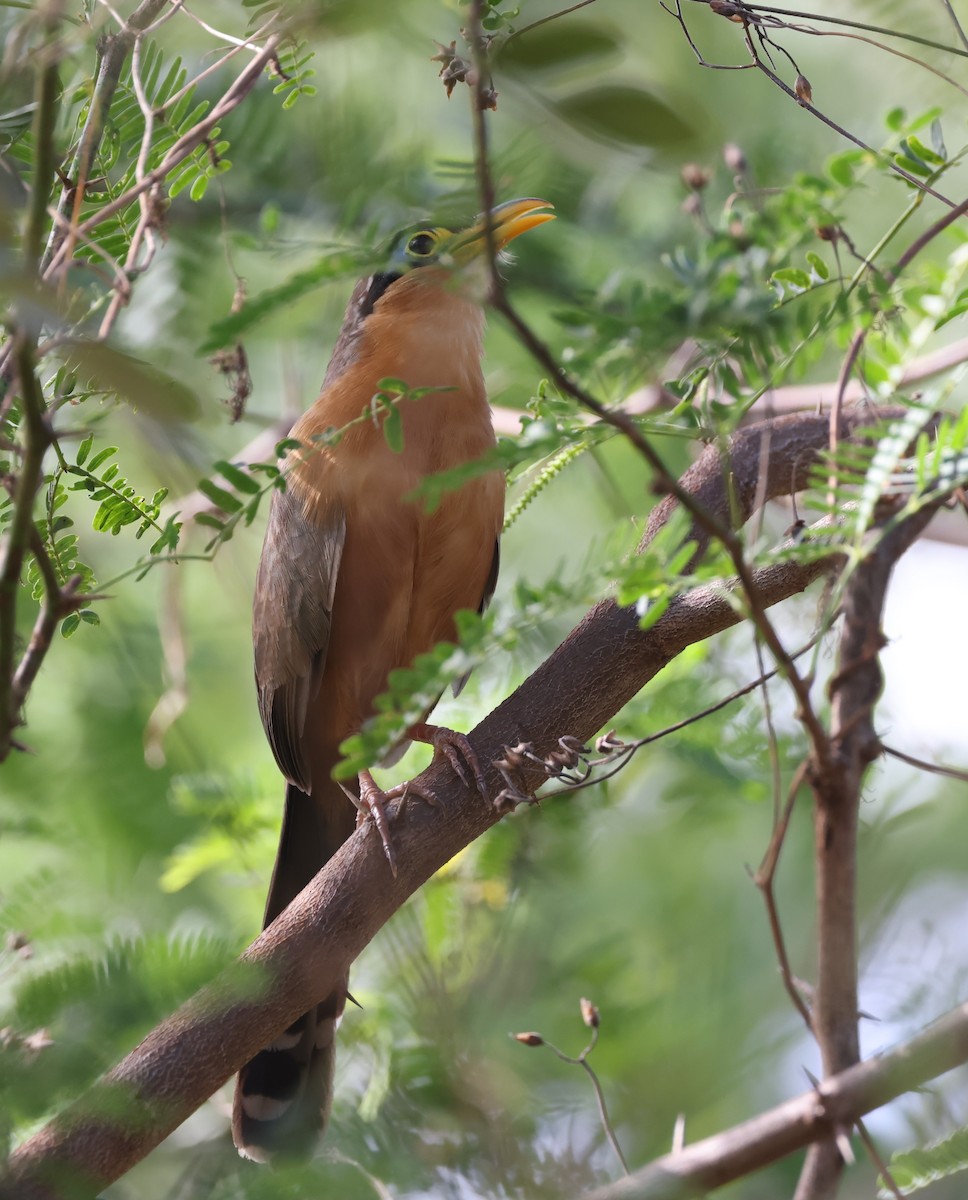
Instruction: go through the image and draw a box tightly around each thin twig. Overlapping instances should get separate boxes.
[728,12,958,209]
[504,0,599,45]
[730,1,968,57]
[753,757,813,1032]
[43,0,170,279]
[43,35,282,282]
[855,1116,904,1200]
[938,0,968,53]
[11,532,85,707]
[828,328,869,511]
[882,743,968,784]
[888,194,968,283]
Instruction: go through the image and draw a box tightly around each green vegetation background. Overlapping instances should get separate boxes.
[2,2,968,1197]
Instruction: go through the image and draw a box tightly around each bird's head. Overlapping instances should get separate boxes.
[322,199,554,390]
[359,197,555,319]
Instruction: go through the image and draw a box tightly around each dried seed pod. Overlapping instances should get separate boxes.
[723,141,748,174]
[580,997,600,1028]
[681,162,712,192]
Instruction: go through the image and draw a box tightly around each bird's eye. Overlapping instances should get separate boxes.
[407,231,437,258]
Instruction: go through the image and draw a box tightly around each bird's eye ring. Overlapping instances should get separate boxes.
[407,231,437,258]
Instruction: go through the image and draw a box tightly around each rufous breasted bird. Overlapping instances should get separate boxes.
[232,198,555,1160]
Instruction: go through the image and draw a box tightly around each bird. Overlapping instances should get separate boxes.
[232,198,555,1160]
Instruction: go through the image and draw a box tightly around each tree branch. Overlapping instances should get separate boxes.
[795,501,941,1198]
[583,997,968,1200]
[40,0,170,276]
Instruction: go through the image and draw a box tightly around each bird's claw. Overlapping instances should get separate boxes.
[492,741,538,812]
[352,772,439,877]
[408,722,488,801]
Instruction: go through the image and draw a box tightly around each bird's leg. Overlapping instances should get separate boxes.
[351,770,437,877]
[406,721,488,800]
[350,725,487,874]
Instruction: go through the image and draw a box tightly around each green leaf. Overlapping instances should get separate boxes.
[76,434,93,466]
[66,344,201,422]
[87,446,118,472]
[905,134,945,167]
[376,377,409,394]
[827,150,861,186]
[382,404,404,453]
[553,85,694,148]
[197,479,243,514]
[61,613,80,638]
[806,252,829,280]
[772,267,811,289]
[882,1126,968,1196]
[214,460,262,494]
[498,20,620,72]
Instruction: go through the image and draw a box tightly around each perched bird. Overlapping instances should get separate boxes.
[232,198,555,1160]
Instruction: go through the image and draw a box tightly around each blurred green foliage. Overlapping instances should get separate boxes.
[3,1,968,1198]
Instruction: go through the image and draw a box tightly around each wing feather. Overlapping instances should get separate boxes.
[253,484,345,791]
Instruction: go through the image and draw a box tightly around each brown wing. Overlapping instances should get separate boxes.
[253,483,345,792]
[452,537,500,698]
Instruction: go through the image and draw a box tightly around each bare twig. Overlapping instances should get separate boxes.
[855,1116,904,1200]
[882,743,968,784]
[753,758,814,1032]
[731,2,968,58]
[938,0,968,53]
[888,194,968,283]
[514,1001,629,1175]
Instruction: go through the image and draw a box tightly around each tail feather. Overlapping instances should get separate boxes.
[232,773,355,1160]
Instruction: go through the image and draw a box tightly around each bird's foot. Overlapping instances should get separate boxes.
[407,721,488,800]
[354,769,436,876]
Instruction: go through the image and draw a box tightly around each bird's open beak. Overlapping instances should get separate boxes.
[450,198,555,262]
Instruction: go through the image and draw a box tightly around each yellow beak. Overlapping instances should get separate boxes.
[451,198,555,261]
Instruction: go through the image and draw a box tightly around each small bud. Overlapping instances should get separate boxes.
[816,225,838,243]
[680,162,711,192]
[723,142,748,175]
[710,0,744,21]
[513,1031,544,1047]
[794,74,812,105]
[580,997,600,1028]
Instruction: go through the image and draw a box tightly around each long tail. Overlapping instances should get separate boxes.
[232,772,355,1160]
